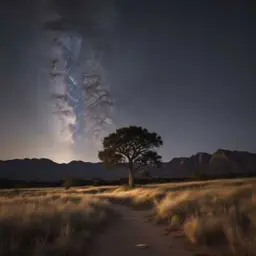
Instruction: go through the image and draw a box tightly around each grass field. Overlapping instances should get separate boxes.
[95,177,255,255]
[0,192,118,255]
[0,177,254,255]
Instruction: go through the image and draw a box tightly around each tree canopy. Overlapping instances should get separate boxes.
[98,126,163,187]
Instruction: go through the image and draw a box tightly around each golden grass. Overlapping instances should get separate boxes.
[1,177,254,255]
[154,185,254,253]
[0,193,118,255]
[98,178,255,255]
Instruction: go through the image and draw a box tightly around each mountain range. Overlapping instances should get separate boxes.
[0,149,255,182]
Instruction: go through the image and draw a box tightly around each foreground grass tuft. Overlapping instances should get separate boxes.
[0,194,118,255]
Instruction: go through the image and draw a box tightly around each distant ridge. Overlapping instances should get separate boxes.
[0,149,256,181]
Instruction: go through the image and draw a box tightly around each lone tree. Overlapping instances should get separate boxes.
[98,126,163,187]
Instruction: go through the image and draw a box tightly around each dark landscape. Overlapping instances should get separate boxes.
[0,149,255,188]
[0,0,255,255]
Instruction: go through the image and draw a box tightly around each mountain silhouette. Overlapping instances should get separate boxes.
[0,149,255,182]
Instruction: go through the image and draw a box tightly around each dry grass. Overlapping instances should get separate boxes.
[97,187,165,210]
[1,178,254,255]
[0,193,118,256]
[154,185,254,253]
[98,178,255,255]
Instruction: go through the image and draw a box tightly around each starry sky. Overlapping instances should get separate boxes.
[0,0,255,163]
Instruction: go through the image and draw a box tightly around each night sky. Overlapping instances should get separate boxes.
[0,0,255,163]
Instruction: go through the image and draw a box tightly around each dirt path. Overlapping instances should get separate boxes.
[90,205,217,256]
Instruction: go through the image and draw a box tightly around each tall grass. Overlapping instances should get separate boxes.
[100,179,255,255]
[0,194,117,255]
[1,178,254,255]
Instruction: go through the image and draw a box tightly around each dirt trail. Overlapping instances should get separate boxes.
[89,205,217,256]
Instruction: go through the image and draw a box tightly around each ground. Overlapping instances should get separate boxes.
[90,205,217,256]
[0,177,254,255]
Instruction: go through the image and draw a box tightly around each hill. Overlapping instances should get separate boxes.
[0,149,255,182]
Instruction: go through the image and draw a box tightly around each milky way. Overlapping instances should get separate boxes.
[44,0,116,149]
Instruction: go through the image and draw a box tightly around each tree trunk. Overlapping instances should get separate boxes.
[128,169,134,188]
